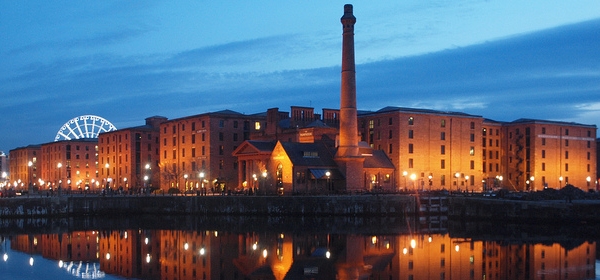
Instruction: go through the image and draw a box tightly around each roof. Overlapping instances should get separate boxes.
[364,150,395,169]
[279,142,337,167]
[509,118,596,128]
[358,106,482,118]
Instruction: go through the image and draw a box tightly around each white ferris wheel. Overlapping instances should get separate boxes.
[54,115,117,141]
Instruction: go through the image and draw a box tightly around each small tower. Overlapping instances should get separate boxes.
[335,4,364,191]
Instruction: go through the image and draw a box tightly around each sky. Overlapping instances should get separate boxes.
[1,0,600,152]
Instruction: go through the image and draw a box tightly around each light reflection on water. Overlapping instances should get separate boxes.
[0,216,598,280]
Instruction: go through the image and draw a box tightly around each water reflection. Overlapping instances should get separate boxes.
[0,217,597,280]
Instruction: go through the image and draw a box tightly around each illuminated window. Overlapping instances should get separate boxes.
[470,147,475,156]
[255,122,261,130]
[408,117,414,125]
[441,119,445,127]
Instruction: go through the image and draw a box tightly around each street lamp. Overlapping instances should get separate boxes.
[105,163,110,191]
[57,162,62,195]
[559,176,563,188]
[586,176,591,188]
[409,173,417,192]
[200,172,205,195]
[428,174,433,191]
[262,171,267,195]
[28,161,33,195]
[454,172,460,191]
[145,163,151,194]
[325,171,331,193]
[465,175,469,192]
[184,174,188,193]
[402,171,408,191]
[529,176,535,191]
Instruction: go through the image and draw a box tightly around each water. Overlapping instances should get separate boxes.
[0,215,597,280]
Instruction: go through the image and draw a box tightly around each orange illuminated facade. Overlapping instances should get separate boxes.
[503,119,597,191]
[7,144,41,191]
[159,110,266,193]
[97,116,166,193]
[39,139,98,192]
[359,107,484,192]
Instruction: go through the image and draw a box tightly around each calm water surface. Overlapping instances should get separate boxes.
[0,215,598,280]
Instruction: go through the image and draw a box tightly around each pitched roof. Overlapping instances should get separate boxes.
[279,142,337,167]
[364,150,395,169]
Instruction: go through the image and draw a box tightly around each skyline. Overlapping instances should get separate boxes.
[2,1,600,152]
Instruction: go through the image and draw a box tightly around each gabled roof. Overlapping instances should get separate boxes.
[279,142,337,167]
[364,150,395,169]
[232,140,276,156]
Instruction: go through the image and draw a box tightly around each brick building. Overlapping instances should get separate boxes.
[503,119,597,191]
[159,110,266,193]
[40,139,98,192]
[8,144,41,192]
[97,116,166,193]
[358,107,484,192]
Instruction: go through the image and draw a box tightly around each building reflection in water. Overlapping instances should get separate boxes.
[6,229,596,279]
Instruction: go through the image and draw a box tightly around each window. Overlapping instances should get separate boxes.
[219,145,224,155]
[542,138,546,145]
[255,121,261,130]
[181,136,185,144]
[565,151,568,159]
[388,118,392,125]
[565,139,569,146]
[441,145,445,155]
[441,119,446,127]
[388,144,392,154]
[219,120,225,127]
[181,124,185,131]
[542,162,545,171]
[470,133,475,142]
[440,132,445,140]
[408,144,413,153]
[233,121,238,128]
[565,164,569,172]
[441,159,445,169]
[470,160,475,169]
[542,127,546,134]
[192,122,196,131]
[408,158,414,168]
[219,132,224,141]
[470,122,475,129]
[233,133,238,141]
[172,125,176,134]
[408,117,414,125]
[191,134,195,144]
[565,129,569,135]
[408,130,413,139]
[470,147,475,156]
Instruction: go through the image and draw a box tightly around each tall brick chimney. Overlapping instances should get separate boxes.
[336,4,364,191]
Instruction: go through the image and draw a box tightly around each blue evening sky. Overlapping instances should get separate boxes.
[1,1,600,152]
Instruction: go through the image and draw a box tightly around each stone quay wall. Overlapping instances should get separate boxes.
[448,196,600,223]
[0,195,416,218]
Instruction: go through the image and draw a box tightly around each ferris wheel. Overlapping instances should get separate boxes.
[54,115,117,141]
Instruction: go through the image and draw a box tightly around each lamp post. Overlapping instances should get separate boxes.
[145,163,151,194]
[28,161,33,196]
[184,174,188,194]
[200,172,205,196]
[325,171,331,194]
[252,173,257,195]
[262,171,267,195]
[402,171,408,192]
[409,173,417,192]
[586,176,591,188]
[428,174,433,191]
[464,175,469,192]
[529,176,535,191]
[57,162,62,196]
[559,176,563,188]
[454,172,460,192]
[105,163,110,192]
